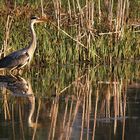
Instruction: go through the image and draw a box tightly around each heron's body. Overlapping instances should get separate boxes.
[0,16,46,73]
[0,47,29,70]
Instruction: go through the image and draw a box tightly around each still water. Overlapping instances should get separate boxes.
[0,63,140,140]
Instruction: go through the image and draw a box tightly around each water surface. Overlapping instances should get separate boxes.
[0,63,140,140]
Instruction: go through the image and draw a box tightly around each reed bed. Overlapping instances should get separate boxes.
[0,0,139,66]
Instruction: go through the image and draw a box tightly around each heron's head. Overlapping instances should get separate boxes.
[31,16,47,24]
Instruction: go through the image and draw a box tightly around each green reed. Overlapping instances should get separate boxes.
[0,0,139,66]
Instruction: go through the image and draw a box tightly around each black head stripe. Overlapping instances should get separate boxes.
[31,16,38,20]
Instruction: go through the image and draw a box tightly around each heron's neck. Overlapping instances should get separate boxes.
[28,96,35,127]
[28,22,37,57]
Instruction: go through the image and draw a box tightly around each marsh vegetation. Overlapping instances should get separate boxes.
[0,0,140,140]
[0,0,139,65]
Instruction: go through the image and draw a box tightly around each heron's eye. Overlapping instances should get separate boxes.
[31,16,38,20]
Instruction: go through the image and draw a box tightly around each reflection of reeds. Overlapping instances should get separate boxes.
[32,99,41,140]
[97,77,127,138]
[19,102,25,140]
[0,75,130,140]
[12,104,16,140]
[92,88,99,140]
[3,91,11,120]
[0,63,139,139]
[48,95,59,140]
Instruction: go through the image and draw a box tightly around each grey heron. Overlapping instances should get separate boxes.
[0,16,47,74]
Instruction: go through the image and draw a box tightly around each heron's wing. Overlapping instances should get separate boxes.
[0,50,29,69]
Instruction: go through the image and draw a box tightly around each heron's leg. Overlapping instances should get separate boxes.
[9,69,14,75]
[9,72,18,79]
[17,69,23,75]
[9,67,17,75]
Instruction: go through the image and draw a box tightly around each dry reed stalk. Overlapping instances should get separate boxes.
[108,0,114,30]
[86,1,91,60]
[122,85,127,140]
[85,0,88,23]
[121,0,130,38]
[85,93,89,126]
[3,92,11,120]
[59,74,87,95]
[115,0,128,40]
[12,104,16,140]
[114,78,120,117]
[76,0,81,11]
[119,80,123,116]
[52,0,61,35]
[113,78,125,134]
[122,0,127,27]
[49,100,54,117]
[40,0,45,17]
[115,0,121,40]
[68,0,72,20]
[32,99,41,140]
[99,84,110,118]
[3,94,7,120]
[98,0,101,23]
[19,103,25,140]
[48,100,55,139]
[86,81,92,140]
[76,20,82,61]
[59,97,69,140]
[113,83,116,134]
[75,80,82,99]
[92,89,99,140]
[76,0,85,61]
[98,81,119,84]
[126,0,129,21]
[114,111,117,135]
[52,102,59,139]
[1,15,13,58]
[118,0,126,39]
[73,75,91,140]
[107,0,114,49]
[76,0,83,15]
[65,97,74,140]
[63,97,69,128]
[72,98,81,124]
[76,0,84,27]
[48,97,59,140]
[72,0,76,18]
[98,30,121,35]
[80,95,85,140]
[105,85,111,118]
[64,96,81,140]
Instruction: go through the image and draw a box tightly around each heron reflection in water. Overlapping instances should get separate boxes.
[0,75,39,127]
